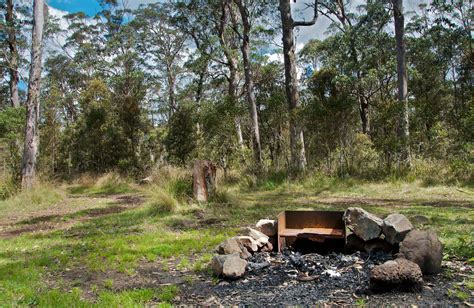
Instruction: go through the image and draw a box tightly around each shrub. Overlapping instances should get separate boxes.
[0,176,18,200]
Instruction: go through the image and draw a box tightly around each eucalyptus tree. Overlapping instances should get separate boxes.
[133,3,188,121]
[21,0,47,189]
[317,0,392,135]
[231,0,263,165]
[279,0,318,172]
[174,0,246,149]
[392,0,411,166]
[5,0,19,107]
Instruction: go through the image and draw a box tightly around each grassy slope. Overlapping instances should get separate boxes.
[0,178,472,306]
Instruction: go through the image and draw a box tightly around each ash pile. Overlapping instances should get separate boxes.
[213,250,392,305]
[210,207,444,304]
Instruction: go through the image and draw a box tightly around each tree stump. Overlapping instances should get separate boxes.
[193,160,217,202]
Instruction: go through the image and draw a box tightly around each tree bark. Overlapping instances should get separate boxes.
[279,0,314,172]
[233,0,262,164]
[167,65,176,120]
[359,96,370,134]
[6,0,20,108]
[218,2,244,150]
[21,0,47,189]
[393,0,411,167]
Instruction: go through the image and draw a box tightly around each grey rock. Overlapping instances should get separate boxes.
[399,230,443,274]
[242,227,269,246]
[343,207,383,241]
[211,254,228,277]
[217,238,250,259]
[255,219,277,237]
[382,213,414,245]
[370,258,423,291]
[211,253,247,279]
[235,236,259,253]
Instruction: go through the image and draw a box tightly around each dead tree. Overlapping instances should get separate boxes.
[279,0,318,172]
[21,0,47,189]
[193,160,217,202]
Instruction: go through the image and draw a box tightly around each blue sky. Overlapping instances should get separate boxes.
[48,0,103,16]
[47,0,158,16]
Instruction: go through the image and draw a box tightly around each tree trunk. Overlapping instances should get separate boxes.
[359,96,370,134]
[167,66,176,120]
[195,69,206,134]
[193,160,217,202]
[218,2,245,150]
[279,0,308,172]
[21,0,47,189]
[234,0,262,165]
[393,0,411,167]
[6,0,20,108]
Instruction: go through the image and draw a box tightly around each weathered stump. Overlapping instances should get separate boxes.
[193,160,217,202]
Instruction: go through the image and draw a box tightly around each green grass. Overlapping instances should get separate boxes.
[0,182,65,220]
[0,176,472,306]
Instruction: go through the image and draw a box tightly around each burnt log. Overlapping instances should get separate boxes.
[193,160,217,202]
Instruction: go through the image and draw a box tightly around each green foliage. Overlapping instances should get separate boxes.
[165,105,197,165]
[0,107,24,186]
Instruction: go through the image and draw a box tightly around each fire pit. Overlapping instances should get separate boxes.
[277,210,346,253]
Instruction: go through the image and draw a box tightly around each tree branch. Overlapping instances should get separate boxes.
[293,0,318,27]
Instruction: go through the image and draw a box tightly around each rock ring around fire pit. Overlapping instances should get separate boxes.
[210,208,445,294]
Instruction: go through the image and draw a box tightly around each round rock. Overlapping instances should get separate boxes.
[399,230,443,274]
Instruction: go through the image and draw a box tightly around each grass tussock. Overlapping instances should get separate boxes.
[144,166,193,214]
[68,172,135,196]
[147,186,179,214]
[0,182,64,219]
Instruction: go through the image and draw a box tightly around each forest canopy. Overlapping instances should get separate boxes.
[0,0,472,194]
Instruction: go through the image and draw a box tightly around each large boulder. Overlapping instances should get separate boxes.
[217,238,251,259]
[343,207,383,241]
[211,253,247,279]
[241,227,269,247]
[370,258,423,291]
[382,213,414,245]
[255,219,277,237]
[399,230,443,274]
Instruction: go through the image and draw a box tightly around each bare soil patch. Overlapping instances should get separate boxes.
[0,194,145,239]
